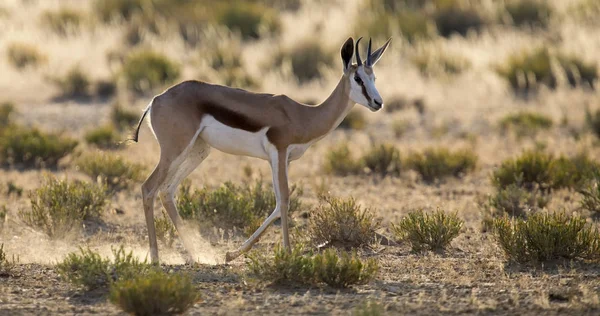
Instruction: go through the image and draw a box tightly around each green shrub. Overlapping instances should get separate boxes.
[406,147,477,182]
[322,143,363,176]
[122,51,180,93]
[20,176,107,238]
[580,173,600,218]
[339,109,367,130]
[247,244,316,285]
[0,126,77,168]
[84,125,121,149]
[492,150,599,191]
[499,112,553,137]
[313,248,378,288]
[433,5,486,38]
[274,39,334,84]
[177,179,302,232]
[56,246,150,290]
[216,2,280,40]
[361,143,401,177]
[40,8,84,35]
[492,212,600,263]
[411,48,471,77]
[503,0,552,29]
[392,209,463,252]
[497,48,598,94]
[489,183,550,218]
[247,244,378,288]
[76,153,146,191]
[6,42,46,69]
[111,103,139,130]
[308,195,380,248]
[155,211,176,248]
[0,102,14,127]
[110,269,198,316]
[51,66,91,98]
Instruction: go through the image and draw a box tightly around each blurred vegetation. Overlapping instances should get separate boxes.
[361,143,402,177]
[488,183,550,218]
[76,152,146,192]
[411,46,471,77]
[0,102,15,127]
[499,111,553,137]
[121,50,180,93]
[0,126,77,169]
[40,8,84,36]
[154,210,176,247]
[273,39,334,83]
[84,125,121,149]
[50,66,92,98]
[406,147,477,182]
[20,176,107,238]
[585,107,600,139]
[6,42,46,70]
[501,0,553,29]
[322,142,363,176]
[339,109,367,130]
[111,102,139,130]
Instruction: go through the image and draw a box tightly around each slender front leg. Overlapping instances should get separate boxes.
[225,149,290,262]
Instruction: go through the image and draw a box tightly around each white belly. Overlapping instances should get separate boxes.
[288,142,313,161]
[199,115,270,160]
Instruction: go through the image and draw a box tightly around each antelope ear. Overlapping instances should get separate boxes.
[369,38,391,67]
[340,37,354,71]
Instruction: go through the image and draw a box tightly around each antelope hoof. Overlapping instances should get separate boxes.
[225,251,239,262]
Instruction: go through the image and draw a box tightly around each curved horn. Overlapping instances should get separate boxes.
[355,37,363,66]
[366,38,372,66]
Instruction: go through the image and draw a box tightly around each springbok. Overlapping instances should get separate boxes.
[132,37,391,263]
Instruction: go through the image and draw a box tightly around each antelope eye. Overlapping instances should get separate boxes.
[354,75,362,84]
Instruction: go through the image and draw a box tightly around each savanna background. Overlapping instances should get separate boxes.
[1,0,600,315]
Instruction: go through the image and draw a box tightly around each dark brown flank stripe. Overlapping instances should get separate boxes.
[202,101,265,132]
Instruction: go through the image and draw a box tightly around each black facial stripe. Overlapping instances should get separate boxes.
[358,76,371,102]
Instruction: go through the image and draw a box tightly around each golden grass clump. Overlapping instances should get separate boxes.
[122,50,181,93]
[361,143,402,177]
[84,125,122,149]
[322,142,363,176]
[406,147,477,182]
[392,208,463,252]
[40,8,85,36]
[50,66,92,98]
[76,152,146,192]
[273,39,334,84]
[0,126,77,169]
[6,42,47,70]
[499,111,553,137]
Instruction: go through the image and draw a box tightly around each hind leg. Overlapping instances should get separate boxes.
[158,140,210,263]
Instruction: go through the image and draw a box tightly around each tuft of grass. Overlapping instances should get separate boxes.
[76,152,146,192]
[313,248,378,289]
[110,269,198,316]
[111,102,139,130]
[94,0,145,23]
[0,243,18,275]
[216,2,280,40]
[392,119,411,138]
[497,47,598,94]
[155,211,176,248]
[247,244,378,288]
[56,246,150,290]
[0,126,77,168]
[499,112,553,137]
[392,209,463,252]
[339,109,367,130]
[122,50,181,93]
[177,179,302,233]
[50,66,91,98]
[489,183,550,218]
[322,143,363,176]
[40,8,84,36]
[274,39,334,84]
[361,143,401,177]
[492,150,599,191]
[308,195,380,248]
[433,4,486,38]
[6,42,47,69]
[406,147,477,182]
[492,212,600,263]
[585,107,600,139]
[353,301,385,316]
[579,172,600,218]
[84,125,121,149]
[0,102,15,127]
[20,176,107,238]
[502,0,553,29]
[411,47,471,77]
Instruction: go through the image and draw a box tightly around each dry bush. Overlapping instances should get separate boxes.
[411,47,471,77]
[273,39,334,84]
[94,0,146,23]
[308,195,380,248]
[155,211,176,248]
[585,107,600,139]
[84,125,121,149]
[177,179,302,233]
[215,2,280,40]
[502,0,553,29]
[40,8,84,36]
[110,269,198,316]
[579,173,600,218]
[499,111,553,137]
[122,50,180,93]
[433,3,486,38]
[392,209,463,252]
[111,102,139,130]
[361,143,401,177]
[6,42,46,69]
[50,66,92,98]
[353,301,385,316]
[493,212,600,263]
[0,126,77,168]
[322,143,363,176]
[76,152,146,192]
[247,244,378,288]
[406,147,477,182]
[392,119,411,138]
[497,47,598,94]
[488,183,550,218]
[356,7,433,42]
[56,246,150,290]
[339,109,367,130]
[0,102,14,127]
[20,176,107,238]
